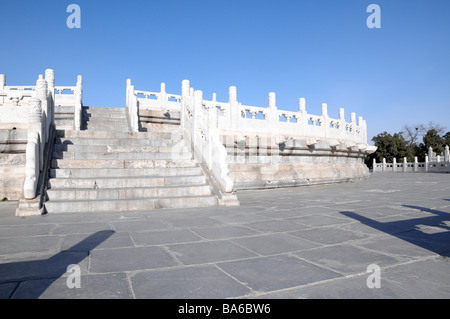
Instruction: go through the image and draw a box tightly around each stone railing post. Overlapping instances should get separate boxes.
[372,158,377,172]
[428,147,433,161]
[445,145,449,162]
[45,69,55,94]
[350,112,357,141]
[338,108,345,139]
[362,119,368,144]
[382,158,386,171]
[425,155,429,172]
[403,157,407,172]
[268,92,278,132]
[0,74,5,104]
[322,103,328,139]
[181,79,190,129]
[268,92,280,157]
[0,74,5,91]
[24,97,43,199]
[206,101,216,168]
[298,98,306,136]
[45,69,55,127]
[125,79,139,132]
[126,78,131,109]
[393,158,397,172]
[131,85,138,132]
[193,90,203,153]
[74,75,83,130]
[125,79,131,129]
[159,83,167,110]
[35,75,48,143]
[414,157,418,172]
[358,116,364,143]
[229,86,239,131]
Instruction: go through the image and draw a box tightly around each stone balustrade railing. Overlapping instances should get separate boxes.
[0,71,83,131]
[373,146,450,173]
[126,80,369,145]
[181,81,234,196]
[125,79,139,132]
[212,89,367,145]
[126,79,374,196]
[1,70,82,209]
[54,75,83,130]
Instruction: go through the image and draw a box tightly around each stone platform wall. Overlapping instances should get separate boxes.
[126,80,376,192]
[222,134,370,190]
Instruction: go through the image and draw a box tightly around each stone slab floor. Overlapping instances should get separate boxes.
[0,173,449,299]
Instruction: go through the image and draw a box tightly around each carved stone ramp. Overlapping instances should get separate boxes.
[44,106,217,213]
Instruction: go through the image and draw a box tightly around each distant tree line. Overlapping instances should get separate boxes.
[365,122,450,168]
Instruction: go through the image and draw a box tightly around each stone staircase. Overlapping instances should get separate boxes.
[44,106,217,214]
[54,105,75,130]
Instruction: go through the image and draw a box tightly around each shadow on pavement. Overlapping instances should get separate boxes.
[340,205,450,257]
[0,230,114,299]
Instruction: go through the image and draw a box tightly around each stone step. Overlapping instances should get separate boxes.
[46,184,212,201]
[52,159,198,169]
[0,129,28,142]
[44,195,218,213]
[84,117,127,123]
[83,106,126,113]
[46,117,218,213]
[53,144,189,154]
[52,151,192,160]
[50,166,203,178]
[55,137,185,147]
[55,105,75,113]
[48,175,207,189]
[83,117,127,123]
[57,129,183,140]
[81,125,129,132]
[55,114,74,120]
[83,114,126,120]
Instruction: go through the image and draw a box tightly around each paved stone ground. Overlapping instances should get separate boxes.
[0,173,449,299]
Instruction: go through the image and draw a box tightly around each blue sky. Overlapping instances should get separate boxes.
[1,0,449,142]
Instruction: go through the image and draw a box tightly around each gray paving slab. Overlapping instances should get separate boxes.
[355,235,437,261]
[60,231,134,251]
[163,216,224,228]
[0,251,89,283]
[292,244,403,275]
[0,224,54,238]
[51,222,113,235]
[242,219,309,233]
[190,225,260,240]
[253,273,404,299]
[111,219,170,232]
[130,265,250,299]
[0,282,17,299]
[130,229,203,246]
[166,240,257,265]
[1,173,450,299]
[231,233,321,256]
[0,236,63,255]
[287,214,352,227]
[380,258,450,298]
[288,226,370,245]
[217,255,342,293]
[209,212,270,224]
[89,246,179,273]
[11,273,133,299]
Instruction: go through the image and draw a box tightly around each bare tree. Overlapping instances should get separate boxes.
[401,122,447,150]
[400,124,426,149]
[425,121,446,136]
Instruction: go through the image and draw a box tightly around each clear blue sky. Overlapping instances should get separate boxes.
[1,0,449,142]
